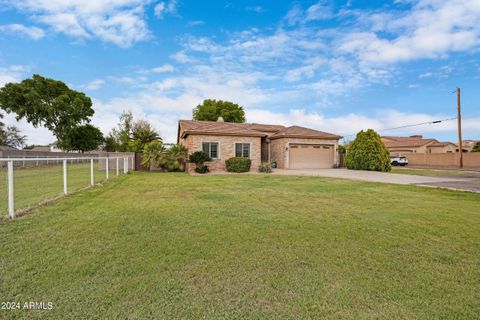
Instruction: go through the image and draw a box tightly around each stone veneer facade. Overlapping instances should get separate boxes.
[180,134,262,172]
[269,137,339,169]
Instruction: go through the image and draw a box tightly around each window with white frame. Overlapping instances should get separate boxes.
[202,142,219,159]
[235,143,250,158]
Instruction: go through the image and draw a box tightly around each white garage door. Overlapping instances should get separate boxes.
[289,144,334,169]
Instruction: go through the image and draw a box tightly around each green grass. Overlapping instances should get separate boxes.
[0,161,119,214]
[1,173,479,319]
[391,167,465,176]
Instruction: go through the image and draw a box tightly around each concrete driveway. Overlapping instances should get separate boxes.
[272,168,480,193]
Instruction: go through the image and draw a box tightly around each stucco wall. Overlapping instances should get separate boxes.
[269,137,339,169]
[181,134,262,172]
[428,145,457,153]
[405,153,480,169]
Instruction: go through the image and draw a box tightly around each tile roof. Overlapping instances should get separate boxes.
[0,145,18,151]
[428,141,456,147]
[178,120,278,138]
[269,125,342,140]
[381,136,438,148]
[178,120,342,140]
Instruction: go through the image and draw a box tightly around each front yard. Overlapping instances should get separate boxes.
[1,173,479,319]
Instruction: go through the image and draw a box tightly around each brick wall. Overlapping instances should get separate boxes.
[181,134,262,172]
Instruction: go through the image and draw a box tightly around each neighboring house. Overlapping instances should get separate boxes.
[178,119,342,172]
[462,140,479,152]
[29,144,73,153]
[0,145,18,151]
[382,135,457,155]
[427,141,457,153]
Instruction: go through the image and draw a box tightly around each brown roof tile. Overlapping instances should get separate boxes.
[178,120,341,140]
[428,141,456,147]
[269,125,342,140]
[381,136,438,148]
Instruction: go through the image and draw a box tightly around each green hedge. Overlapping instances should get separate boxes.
[346,129,391,172]
[225,157,251,173]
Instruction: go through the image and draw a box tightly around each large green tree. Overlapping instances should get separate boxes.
[346,129,391,172]
[106,111,161,152]
[58,124,104,153]
[0,74,94,145]
[192,99,246,122]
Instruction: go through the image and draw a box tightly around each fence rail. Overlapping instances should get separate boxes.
[1,155,135,219]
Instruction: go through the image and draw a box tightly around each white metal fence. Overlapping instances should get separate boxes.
[1,156,134,219]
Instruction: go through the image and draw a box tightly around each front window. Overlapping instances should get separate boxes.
[202,142,219,159]
[235,143,250,158]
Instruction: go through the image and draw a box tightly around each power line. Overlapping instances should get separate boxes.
[341,116,458,138]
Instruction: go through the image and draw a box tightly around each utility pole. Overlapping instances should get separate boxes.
[456,87,463,168]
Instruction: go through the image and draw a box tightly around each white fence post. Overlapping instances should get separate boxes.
[106,158,109,179]
[7,160,14,218]
[90,159,94,186]
[124,157,127,174]
[63,159,67,195]
[116,158,119,176]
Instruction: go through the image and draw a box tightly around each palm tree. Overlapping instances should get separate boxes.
[165,144,188,171]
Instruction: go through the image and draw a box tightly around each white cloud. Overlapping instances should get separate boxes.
[419,72,433,78]
[171,51,192,63]
[0,24,45,40]
[337,0,480,65]
[152,64,175,73]
[305,1,334,21]
[0,65,29,87]
[84,79,105,90]
[285,1,333,25]
[187,20,204,27]
[4,0,151,47]
[246,6,264,13]
[154,0,177,19]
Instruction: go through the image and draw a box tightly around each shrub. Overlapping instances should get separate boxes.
[195,165,209,174]
[258,162,272,173]
[346,129,391,172]
[141,141,165,169]
[165,144,188,172]
[472,141,480,152]
[188,151,211,174]
[225,157,251,173]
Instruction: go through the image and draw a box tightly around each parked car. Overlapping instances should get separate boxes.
[390,156,408,166]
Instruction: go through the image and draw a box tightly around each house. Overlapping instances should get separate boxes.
[178,119,342,172]
[427,141,457,153]
[381,135,457,155]
[29,144,67,153]
[0,145,18,151]
[462,140,479,152]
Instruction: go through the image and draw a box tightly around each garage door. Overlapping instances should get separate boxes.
[289,144,334,169]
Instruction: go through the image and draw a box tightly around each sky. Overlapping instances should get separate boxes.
[0,0,479,144]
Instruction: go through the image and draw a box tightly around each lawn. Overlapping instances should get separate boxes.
[1,173,479,319]
[391,167,465,176]
[0,161,119,215]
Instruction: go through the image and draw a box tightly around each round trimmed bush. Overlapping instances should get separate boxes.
[346,129,391,172]
[225,157,251,173]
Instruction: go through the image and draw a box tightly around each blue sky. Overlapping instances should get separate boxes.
[0,0,479,144]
